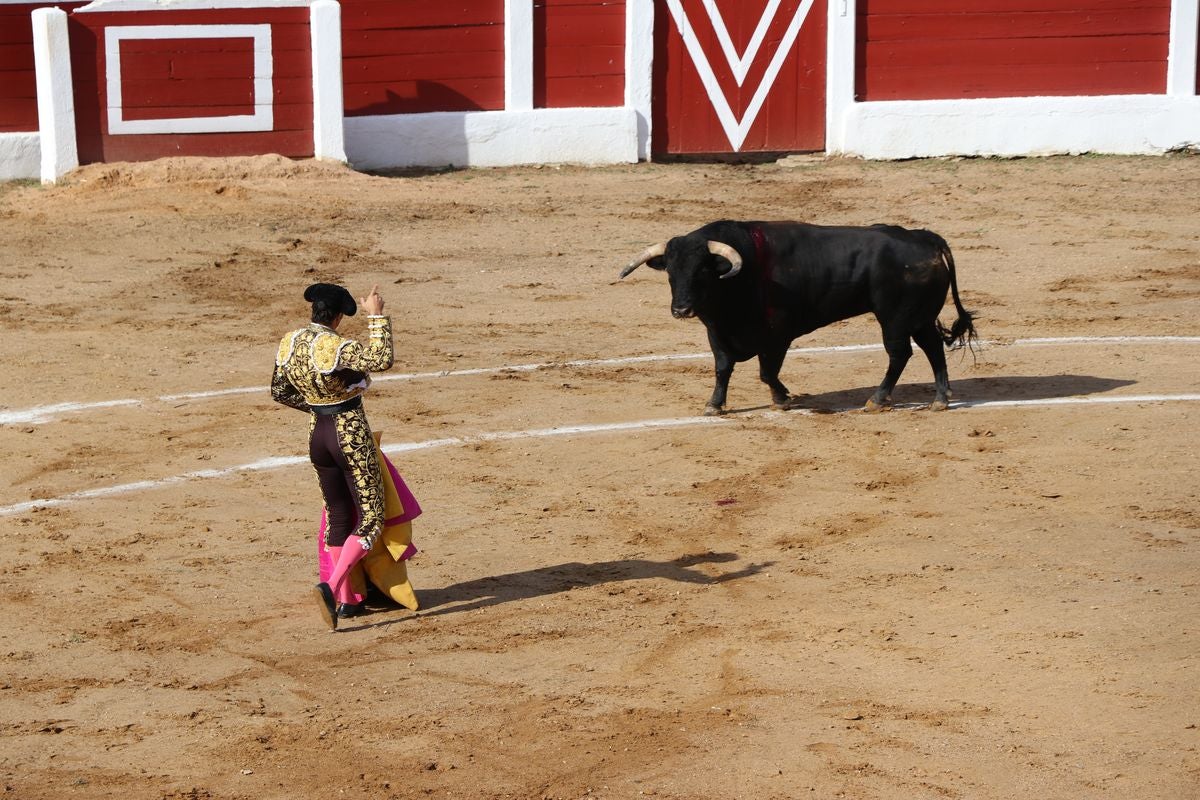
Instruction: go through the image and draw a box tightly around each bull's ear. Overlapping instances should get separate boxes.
[646,255,666,270]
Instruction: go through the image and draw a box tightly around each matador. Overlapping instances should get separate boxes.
[271,282,393,630]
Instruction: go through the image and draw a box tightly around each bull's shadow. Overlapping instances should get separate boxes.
[345,552,772,629]
[722,374,1137,415]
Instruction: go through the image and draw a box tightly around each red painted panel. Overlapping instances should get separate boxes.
[341,0,504,114]
[118,46,312,81]
[862,9,1170,40]
[862,61,1167,101]
[119,38,256,119]
[343,51,506,81]
[654,0,826,155]
[869,34,1165,68]
[76,8,310,27]
[343,80,505,115]
[68,8,314,164]
[0,2,88,132]
[856,1,1170,100]
[341,0,503,30]
[0,41,40,70]
[534,0,625,109]
[340,25,498,58]
[94,129,315,161]
[863,0,1164,12]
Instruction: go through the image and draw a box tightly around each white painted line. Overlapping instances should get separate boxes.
[3,336,1198,426]
[0,416,728,517]
[159,345,883,403]
[0,399,142,426]
[1010,335,1200,346]
[952,393,1200,409]
[3,393,1199,517]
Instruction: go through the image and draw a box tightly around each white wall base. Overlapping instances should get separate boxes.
[345,107,639,170]
[833,95,1200,159]
[0,133,40,181]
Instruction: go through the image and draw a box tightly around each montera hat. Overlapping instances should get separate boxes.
[304,283,357,316]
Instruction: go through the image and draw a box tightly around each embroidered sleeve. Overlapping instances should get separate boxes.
[277,330,301,366]
[271,364,310,412]
[335,316,394,373]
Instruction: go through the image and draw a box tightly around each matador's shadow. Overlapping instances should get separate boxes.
[349,552,772,628]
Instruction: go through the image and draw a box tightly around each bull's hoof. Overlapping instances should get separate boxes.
[864,398,892,417]
[863,397,891,413]
[929,398,950,412]
[772,395,806,411]
[703,405,725,417]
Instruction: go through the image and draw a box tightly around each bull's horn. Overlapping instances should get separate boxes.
[619,242,667,279]
[708,241,743,278]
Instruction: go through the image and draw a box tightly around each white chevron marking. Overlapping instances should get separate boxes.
[702,0,782,86]
[666,0,815,150]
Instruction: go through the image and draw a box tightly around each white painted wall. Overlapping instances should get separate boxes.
[345,107,638,170]
[834,95,1200,159]
[0,134,40,181]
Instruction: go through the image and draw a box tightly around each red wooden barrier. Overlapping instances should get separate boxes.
[534,0,624,109]
[0,1,86,132]
[68,7,314,164]
[340,0,505,115]
[856,0,1171,101]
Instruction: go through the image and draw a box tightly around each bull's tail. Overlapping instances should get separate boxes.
[935,243,978,352]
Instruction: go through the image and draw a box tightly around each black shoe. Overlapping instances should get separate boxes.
[313,583,337,631]
[337,602,366,619]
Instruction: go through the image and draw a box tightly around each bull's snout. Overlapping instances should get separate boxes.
[671,305,695,319]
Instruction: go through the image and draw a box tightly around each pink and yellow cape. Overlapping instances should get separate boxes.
[318,433,422,610]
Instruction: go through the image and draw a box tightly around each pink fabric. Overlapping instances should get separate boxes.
[316,450,421,605]
[327,542,371,605]
[384,454,422,524]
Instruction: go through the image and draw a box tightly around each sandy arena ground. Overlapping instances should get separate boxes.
[0,153,1197,800]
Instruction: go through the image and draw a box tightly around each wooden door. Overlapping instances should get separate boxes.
[653,0,826,155]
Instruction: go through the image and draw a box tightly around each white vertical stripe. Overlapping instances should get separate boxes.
[625,0,656,160]
[505,0,535,111]
[1167,0,1199,96]
[32,7,78,184]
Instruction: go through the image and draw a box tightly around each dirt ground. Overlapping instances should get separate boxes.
[0,152,1197,800]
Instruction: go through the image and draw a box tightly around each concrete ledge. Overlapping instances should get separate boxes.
[345,107,640,170]
[0,133,40,181]
[835,95,1200,159]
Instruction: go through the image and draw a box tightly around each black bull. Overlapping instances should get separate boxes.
[619,220,977,415]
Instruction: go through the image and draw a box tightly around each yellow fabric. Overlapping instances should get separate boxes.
[352,433,418,610]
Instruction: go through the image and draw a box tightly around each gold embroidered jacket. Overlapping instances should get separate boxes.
[271,317,393,412]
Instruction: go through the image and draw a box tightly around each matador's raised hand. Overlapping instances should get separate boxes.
[361,284,384,316]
